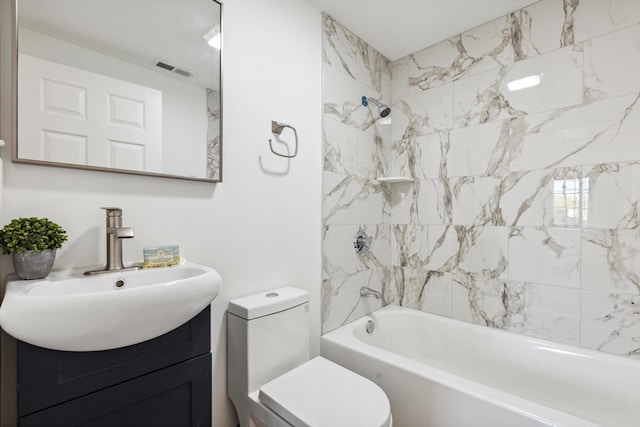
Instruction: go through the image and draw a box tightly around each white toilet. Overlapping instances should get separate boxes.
[227,287,392,427]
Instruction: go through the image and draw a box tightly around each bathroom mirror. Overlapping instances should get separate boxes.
[11,0,222,182]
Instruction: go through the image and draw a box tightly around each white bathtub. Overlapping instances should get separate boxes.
[321,305,640,427]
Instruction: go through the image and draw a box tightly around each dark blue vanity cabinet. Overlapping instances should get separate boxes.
[17,307,212,427]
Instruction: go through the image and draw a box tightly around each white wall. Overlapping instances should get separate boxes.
[0,0,322,426]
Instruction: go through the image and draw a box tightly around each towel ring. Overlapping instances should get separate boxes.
[269,120,298,158]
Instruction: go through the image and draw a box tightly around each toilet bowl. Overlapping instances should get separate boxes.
[227,287,392,427]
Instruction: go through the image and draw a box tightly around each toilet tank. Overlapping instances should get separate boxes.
[228,287,310,395]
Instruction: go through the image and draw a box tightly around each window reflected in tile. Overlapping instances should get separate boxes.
[553,177,588,227]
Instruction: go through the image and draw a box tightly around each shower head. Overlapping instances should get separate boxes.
[361,96,391,118]
[376,102,392,118]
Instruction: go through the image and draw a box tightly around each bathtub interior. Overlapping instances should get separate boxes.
[322,306,640,427]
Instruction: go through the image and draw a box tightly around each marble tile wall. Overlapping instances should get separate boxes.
[206,89,220,180]
[322,1,640,359]
[322,13,393,331]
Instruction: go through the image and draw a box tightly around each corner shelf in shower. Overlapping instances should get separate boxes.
[377,176,414,184]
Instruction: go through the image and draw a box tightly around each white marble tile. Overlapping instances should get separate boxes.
[582,228,640,295]
[415,132,448,180]
[448,120,510,178]
[323,224,391,280]
[392,84,454,142]
[419,271,453,317]
[369,113,393,143]
[502,45,583,115]
[407,16,512,93]
[391,267,452,317]
[322,14,360,81]
[572,0,640,45]
[508,281,580,345]
[323,119,357,174]
[381,193,392,225]
[368,130,391,178]
[511,0,566,60]
[453,46,583,128]
[499,168,583,227]
[323,119,388,179]
[452,274,580,345]
[322,13,390,93]
[391,57,409,101]
[509,94,640,172]
[452,67,512,128]
[584,25,640,101]
[391,224,459,272]
[459,15,514,73]
[581,290,640,358]
[361,43,392,95]
[408,40,460,93]
[322,269,387,333]
[513,0,640,60]
[323,171,385,225]
[451,176,502,226]
[387,180,416,225]
[452,274,507,326]
[323,64,381,130]
[388,137,413,181]
[416,179,452,226]
[393,132,447,181]
[456,226,508,277]
[508,227,581,288]
[583,162,640,230]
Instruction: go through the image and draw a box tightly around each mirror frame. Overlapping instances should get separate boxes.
[10,0,223,183]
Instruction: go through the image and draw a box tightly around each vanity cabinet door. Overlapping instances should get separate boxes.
[18,306,210,416]
[19,352,212,427]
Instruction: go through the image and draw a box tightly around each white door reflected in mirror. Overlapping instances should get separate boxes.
[13,0,222,182]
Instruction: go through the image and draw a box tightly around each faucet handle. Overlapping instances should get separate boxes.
[101,207,123,217]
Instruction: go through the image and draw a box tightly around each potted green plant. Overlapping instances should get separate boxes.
[0,217,68,280]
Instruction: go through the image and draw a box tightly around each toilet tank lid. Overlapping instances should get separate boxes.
[228,287,309,320]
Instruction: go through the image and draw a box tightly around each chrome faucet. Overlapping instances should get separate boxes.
[360,287,382,299]
[84,207,141,275]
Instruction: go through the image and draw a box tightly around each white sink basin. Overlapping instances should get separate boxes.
[0,261,222,351]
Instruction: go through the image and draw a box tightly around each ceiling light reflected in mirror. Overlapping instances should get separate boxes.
[204,25,221,50]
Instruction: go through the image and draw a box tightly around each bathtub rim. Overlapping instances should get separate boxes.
[321,305,640,427]
[331,304,640,367]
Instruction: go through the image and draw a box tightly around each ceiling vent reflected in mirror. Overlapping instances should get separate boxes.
[154,60,193,78]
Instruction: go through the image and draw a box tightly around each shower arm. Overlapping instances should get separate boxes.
[361,96,383,107]
[366,98,382,107]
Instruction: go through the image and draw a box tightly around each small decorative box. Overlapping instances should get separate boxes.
[143,245,181,268]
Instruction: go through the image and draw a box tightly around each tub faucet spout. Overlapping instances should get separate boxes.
[360,287,382,299]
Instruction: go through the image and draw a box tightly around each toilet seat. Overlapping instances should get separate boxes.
[258,356,391,427]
